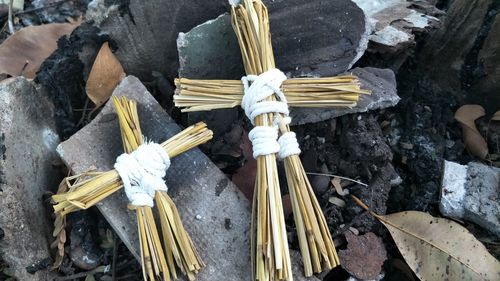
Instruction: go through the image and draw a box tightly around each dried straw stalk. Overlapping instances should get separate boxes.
[277,121,339,276]
[174,76,370,112]
[231,1,292,280]
[52,97,211,280]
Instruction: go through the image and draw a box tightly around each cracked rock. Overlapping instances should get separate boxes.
[440,161,500,237]
[0,77,60,280]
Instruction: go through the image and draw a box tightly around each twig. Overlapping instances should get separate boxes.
[116,273,142,280]
[7,0,14,34]
[15,0,73,16]
[112,232,118,281]
[305,172,368,186]
[19,60,29,76]
[76,97,90,127]
[53,267,106,281]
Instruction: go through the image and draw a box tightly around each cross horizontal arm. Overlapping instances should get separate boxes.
[174,76,371,112]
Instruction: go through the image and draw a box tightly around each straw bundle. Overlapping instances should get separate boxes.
[174,76,370,112]
[52,97,211,280]
[231,1,292,280]
[277,121,339,275]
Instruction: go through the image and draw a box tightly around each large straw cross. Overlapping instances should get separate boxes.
[174,0,369,280]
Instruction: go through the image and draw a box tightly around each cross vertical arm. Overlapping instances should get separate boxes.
[232,1,292,279]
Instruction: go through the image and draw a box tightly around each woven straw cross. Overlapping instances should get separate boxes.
[174,1,370,280]
[52,96,212,281]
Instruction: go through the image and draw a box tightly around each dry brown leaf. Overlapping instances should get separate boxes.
[231,130,291,215]
[86,42,125,106]
[455,104,488,159]
[492,110,500,121]
[0,23,78,79]
[331,177,349,196]
[353,196,500,281]
[231,130,256,200]
[51,178,70,269]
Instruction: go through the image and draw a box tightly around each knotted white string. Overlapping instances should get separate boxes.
[114,142,170,207]
[275,117,301,159]
[241,69,287,158]
[241,68,301,159]
[241,69,288,124]
[248,126,280,159]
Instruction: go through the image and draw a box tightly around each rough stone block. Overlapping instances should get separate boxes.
[0,77,60,280]
[352,0,440,51]
[440,161,500,237]
[178,0,368,80]
[92,0,229,80]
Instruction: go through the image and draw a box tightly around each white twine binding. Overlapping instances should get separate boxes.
[114,142,171,207]
[276,117,301,159]
[241,69,301,159]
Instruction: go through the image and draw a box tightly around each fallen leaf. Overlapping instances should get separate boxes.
[331,177,348,196]
[51,178,70,269]
[0,23,78,79]
[455,105,488,159]
[339,232,387,280]
[328,196,346,208]
[492,110,500,121]
[352,196,500,281]
[232,130,256,200]
[86,42,125,106]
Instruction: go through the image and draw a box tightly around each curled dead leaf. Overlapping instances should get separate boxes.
[492,110,500,122]
[352,195,500,281]
[331,177,349,196]
[86,42,125,106]
[232,130,256,200]
[0,23,78,79]
[51,177,71,269]
[455,104,488,159]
